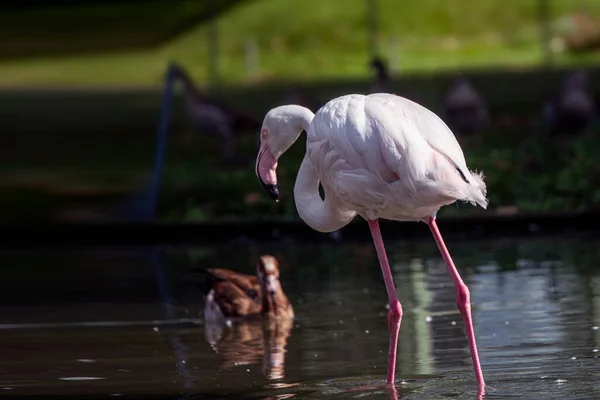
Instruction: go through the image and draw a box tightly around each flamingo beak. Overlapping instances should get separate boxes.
[264,183,279,202]
[256,143,280,202]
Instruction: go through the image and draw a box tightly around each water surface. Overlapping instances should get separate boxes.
[1,237,600,399]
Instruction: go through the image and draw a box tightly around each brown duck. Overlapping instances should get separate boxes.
[202,255,294,324]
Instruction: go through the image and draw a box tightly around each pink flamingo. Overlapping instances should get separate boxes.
[254,93,487,390]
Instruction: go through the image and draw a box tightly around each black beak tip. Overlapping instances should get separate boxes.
[264,184,279,202]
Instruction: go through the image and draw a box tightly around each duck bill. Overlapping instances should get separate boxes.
[256,143,280,202]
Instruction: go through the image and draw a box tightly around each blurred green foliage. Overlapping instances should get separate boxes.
[2,0,600,86]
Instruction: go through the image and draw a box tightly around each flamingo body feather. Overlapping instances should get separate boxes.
[304,93,487,222]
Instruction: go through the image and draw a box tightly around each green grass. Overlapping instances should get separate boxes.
[1,0,600,87]
[166,0,597,82]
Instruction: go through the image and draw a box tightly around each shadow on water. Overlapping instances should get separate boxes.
[0,236,600,399]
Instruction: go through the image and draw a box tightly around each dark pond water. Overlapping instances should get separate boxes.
[1,236,600,399]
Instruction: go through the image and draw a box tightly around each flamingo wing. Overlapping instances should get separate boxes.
[314,94,487,211]
[368,94,472,175]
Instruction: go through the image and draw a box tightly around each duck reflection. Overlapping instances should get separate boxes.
[260,394,297,400]
[201,255,294,381]
[204,317,294,380]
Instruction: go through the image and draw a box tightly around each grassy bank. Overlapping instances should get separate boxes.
[164,0,600,82]
[1,0,600,87]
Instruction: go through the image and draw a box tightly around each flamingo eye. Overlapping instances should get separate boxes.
[262,129,268,136]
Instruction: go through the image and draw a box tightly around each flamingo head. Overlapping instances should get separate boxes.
[255,106,308,202]
[256,127,280,201]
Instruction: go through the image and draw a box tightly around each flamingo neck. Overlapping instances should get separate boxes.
[265,105,314,159]
[264,105,356,232]
[377,68,388,83]
[172,67,202,102]
[293,156,357,233]
[148,66,177,218]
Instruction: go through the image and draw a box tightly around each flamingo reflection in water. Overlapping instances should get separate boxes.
[200,255,295,382]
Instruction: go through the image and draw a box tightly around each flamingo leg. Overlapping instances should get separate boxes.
[427,215,485,390]
[367,218,403,385]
